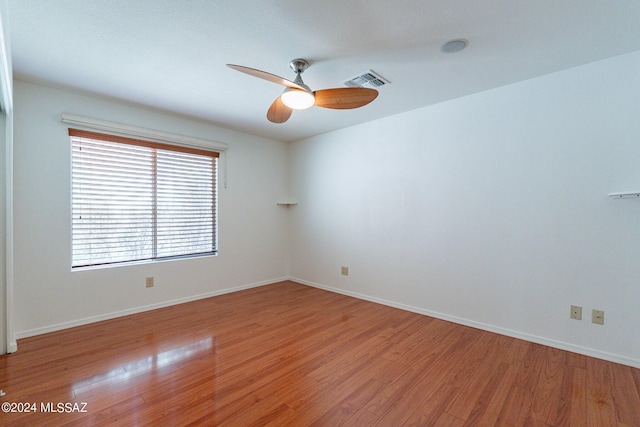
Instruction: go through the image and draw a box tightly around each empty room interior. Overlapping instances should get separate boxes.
[1,1,640,425]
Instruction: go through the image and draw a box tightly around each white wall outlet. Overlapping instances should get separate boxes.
[592,309,604,325]
[570,305,582,320]
[341,266,349,276]
[146,277,154,288]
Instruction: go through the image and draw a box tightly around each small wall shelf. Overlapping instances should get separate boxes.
[277,201,298,206]
[608,192,640,199]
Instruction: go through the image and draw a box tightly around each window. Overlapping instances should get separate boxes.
[70,129,218,268]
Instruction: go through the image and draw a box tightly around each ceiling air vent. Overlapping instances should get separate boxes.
[341,70,389,89]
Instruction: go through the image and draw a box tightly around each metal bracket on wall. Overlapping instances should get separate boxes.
[608,192,640,199]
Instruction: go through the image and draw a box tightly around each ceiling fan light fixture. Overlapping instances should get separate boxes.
[280,87,315,110]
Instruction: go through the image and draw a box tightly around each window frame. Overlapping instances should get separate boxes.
[69,128,220,269]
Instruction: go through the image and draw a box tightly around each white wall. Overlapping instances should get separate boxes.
[289,50,640,367]
[13,80,290,338]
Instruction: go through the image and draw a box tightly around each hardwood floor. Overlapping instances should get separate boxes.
[1,281,639,426]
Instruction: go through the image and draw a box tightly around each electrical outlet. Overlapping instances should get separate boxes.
[592,309,604,325]
[570,305,582,320]
[146,277,154,288]
[341,266,349,276]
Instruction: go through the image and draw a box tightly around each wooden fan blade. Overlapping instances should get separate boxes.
[314,88,378,109]
[227,64,305,90]
[267,96,293,123]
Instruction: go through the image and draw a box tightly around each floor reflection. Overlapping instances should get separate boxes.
[72,337,214,395]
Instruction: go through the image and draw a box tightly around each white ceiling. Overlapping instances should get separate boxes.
[7,0,640,142]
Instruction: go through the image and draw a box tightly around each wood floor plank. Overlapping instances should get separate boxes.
[1,280,639,426]
[374,329,493,425]
[463,362,519,426]
[495,385,534,426]
[402,382,460,427]
[586,357,618,426]
[530,347,567,424]
[307,378,385,426]
[365,327,464,419]
[569,366,588,427]
[433,412,466,427]
[444,333,503,419]
[610,363,640,426]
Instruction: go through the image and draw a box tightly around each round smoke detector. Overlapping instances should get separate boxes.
[441,39,468,53]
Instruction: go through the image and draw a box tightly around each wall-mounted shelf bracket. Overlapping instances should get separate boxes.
[608,192,640,199]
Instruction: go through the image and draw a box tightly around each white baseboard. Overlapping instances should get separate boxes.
[14,277,289,342]
[289,277,640,369]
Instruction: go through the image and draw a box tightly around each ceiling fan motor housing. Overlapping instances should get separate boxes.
[286,58,313,103]
[289,58,310,74]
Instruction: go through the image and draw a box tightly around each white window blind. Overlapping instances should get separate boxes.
[70,129,218,268]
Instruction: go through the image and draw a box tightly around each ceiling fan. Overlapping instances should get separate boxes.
[226,59,378,124]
